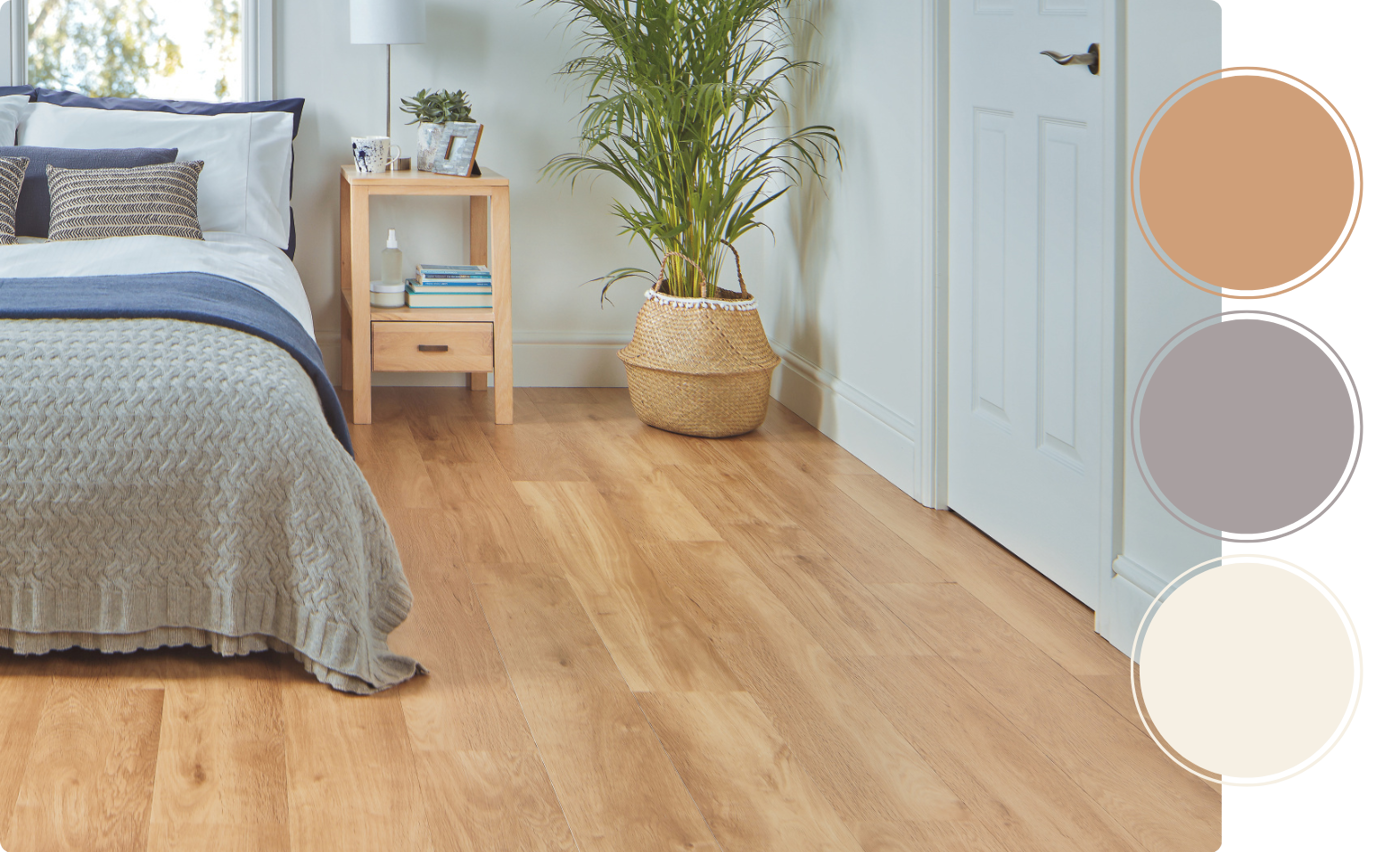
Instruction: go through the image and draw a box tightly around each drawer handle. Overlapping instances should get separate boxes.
[418,344,450,353]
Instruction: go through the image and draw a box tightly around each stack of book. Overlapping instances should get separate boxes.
[407,264,493,308]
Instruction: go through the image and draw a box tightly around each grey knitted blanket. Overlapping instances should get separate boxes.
[0,317,422,693]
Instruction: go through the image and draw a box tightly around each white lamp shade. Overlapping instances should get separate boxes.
[350,0,427,45]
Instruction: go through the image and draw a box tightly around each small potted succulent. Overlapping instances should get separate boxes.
[400,89,477,173]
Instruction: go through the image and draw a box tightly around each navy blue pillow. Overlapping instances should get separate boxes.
[0,146,179,238]
[33,89,304,136]
[33,89,306,258]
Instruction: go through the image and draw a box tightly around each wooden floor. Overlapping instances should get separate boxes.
[0,387,1220,852]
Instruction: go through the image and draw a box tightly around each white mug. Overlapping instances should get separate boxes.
[351,136,402,174]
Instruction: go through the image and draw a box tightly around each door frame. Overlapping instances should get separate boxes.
[926,0,1125,631]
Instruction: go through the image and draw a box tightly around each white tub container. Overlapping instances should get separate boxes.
[370,279,407,308]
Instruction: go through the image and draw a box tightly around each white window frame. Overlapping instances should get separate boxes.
[3,0,272,100]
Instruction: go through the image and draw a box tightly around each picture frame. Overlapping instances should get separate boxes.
[427,122,484,177]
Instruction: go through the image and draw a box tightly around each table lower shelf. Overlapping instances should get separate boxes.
[370,305,495,322]
[343,291,495,323]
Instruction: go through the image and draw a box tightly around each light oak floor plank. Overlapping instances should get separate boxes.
[846,655,1148,852]
[0,656,47,839]
[586,390,723,469]
[662,460,806,530]
[637,540,970,828]
[715,521,933,659]
[638,691,865,852]
[830,474,1131,681]
[384,508,539,753]
[6,681,164,852]
[386,507,578,851]
[737,402,882,477]
[871,582,1221,852]
[424,463,556,564]
[146,656,291,852]
[417,749,578,852]
[515,480,743,694]
[534,401,724,544]
[851,820,1014,852]
[349,416,439,511]
[401,389,498,466]
[468,390,592,483]
[525,387,610,406]
[718,448,952,585]
[281,681,435,852]
[471,563,722,852]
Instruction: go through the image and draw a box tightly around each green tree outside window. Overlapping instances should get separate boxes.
[27,0,240,101]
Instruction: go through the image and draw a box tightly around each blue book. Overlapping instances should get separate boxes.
[416,280,490,289]
[409,283,492,295]
[417,264,490,277]
[406,290,493,308]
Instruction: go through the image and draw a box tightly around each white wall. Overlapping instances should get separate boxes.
[277,0,652,387]
[764,0,938,499]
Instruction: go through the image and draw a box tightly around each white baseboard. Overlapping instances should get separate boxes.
[316,331,630,388]
[1097,554,1174,659]
[770,343,920,497]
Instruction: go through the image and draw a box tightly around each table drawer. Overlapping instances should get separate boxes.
[372,321,494,372]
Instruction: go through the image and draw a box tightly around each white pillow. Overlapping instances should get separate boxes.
[0,95,33,145]
[17,101,294,249]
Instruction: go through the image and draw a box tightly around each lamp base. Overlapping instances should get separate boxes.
[390,156,414,172]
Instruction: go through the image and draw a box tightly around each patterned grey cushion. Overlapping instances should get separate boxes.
[0,145,179,238]
[47,160,204,242]
[0,155,28,246]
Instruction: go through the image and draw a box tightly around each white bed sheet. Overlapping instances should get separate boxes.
[0,232,314,338]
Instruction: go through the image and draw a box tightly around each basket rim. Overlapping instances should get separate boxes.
[645,289,759,311]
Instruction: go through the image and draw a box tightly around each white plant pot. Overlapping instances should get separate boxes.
[416,123,447,172]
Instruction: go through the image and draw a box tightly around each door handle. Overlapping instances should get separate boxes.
[419,344,449,353]
[1041,43,1099,75]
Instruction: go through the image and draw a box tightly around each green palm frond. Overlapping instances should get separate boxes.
[535,0,841,300]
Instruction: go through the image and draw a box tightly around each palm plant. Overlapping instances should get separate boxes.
[539,0,840,300]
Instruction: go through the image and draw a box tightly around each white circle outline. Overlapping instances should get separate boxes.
[1131,554,1232,789]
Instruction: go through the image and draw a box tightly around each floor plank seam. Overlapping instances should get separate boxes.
[633,698,734,852]
[467,571,587,852]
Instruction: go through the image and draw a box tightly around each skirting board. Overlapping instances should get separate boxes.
[769,343,920,498]
[1097,554,1174,660]
[316,332,629,388]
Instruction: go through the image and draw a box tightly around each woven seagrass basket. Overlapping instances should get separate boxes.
[618,247,780,438]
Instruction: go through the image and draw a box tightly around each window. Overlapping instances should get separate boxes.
[4,0,270,101]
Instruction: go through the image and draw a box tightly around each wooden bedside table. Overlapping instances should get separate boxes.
[339,164,512,425]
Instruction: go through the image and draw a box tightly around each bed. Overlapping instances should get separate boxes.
[0,90,421,694]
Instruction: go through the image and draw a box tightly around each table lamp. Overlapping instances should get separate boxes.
[350,0,426,169]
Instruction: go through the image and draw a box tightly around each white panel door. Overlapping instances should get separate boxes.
[949,0,1107,607]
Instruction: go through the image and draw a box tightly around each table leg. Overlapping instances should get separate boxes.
[340,293,353,390]
[340,177,352,390]
[490,188,513,424]
[350,185,373,424]
[469,194,490,392]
